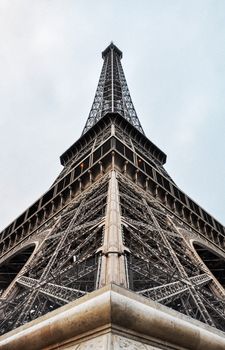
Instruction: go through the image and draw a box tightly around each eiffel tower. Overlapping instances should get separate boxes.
[0,43,225,346]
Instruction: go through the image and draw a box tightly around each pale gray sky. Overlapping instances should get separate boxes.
[0,0,224,231]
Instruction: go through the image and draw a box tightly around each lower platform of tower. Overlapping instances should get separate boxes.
[0,284,225,350]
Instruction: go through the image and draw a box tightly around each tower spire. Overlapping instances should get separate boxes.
[82,43,144,135]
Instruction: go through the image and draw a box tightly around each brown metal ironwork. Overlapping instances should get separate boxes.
[0,44,225,335]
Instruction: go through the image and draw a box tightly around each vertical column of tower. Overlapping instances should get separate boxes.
[98,171,128,288]
[111,45,114,112]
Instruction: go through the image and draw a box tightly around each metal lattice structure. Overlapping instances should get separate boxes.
[0,43,225,336]
[82,42,144,135]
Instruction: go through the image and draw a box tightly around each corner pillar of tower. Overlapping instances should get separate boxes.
[97,170,129,288]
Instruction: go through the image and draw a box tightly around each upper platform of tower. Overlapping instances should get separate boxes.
[82,42,145,135]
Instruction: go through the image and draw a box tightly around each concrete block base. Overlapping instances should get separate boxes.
[0,284,225,350]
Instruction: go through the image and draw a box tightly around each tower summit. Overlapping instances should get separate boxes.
[82,42,144,134]
[0,44,225,349]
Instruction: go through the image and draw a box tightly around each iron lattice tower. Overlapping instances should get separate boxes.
[0,43,225,335]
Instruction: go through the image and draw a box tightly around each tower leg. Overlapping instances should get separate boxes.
[98,171,128,288]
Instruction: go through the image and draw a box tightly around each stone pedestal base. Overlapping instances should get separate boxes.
[0,284,225,349]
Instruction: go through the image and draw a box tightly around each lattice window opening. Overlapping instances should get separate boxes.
[33,231,103,281]
[0,245,36,294]
[122,225,179,277]
[126,254,175,292]
[193,242,225,289]
[199,285,225,324]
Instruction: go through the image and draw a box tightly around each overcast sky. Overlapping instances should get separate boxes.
[0,1,224,231]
